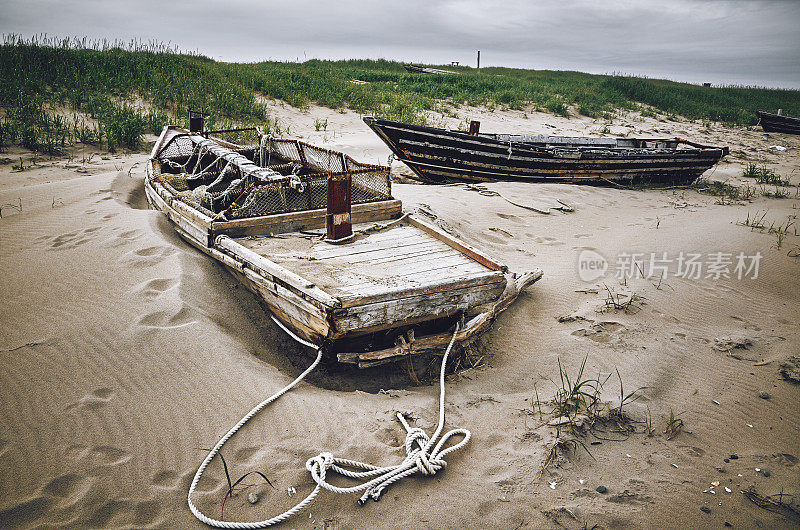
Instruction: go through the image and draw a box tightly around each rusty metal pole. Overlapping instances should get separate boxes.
[326,172,352,241]
[469,120,481,135]
[189,109,205,133]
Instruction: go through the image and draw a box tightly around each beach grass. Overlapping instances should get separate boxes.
[3,34,800,154]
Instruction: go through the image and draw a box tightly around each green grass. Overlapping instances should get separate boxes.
[2,34,800,154]
[743,163,789,186]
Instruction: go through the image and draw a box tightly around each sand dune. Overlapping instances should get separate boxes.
[1,107,798,528]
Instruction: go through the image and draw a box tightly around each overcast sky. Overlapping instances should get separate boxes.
[2,0,799,88]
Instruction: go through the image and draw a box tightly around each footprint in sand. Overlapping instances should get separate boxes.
[534,236,563,246]
[138,306,197,329]
[65,444,90,462]
[91,445,132,467]
[374,426,403,448]
[475,499,498,517]
[180,469,219,493]
[117,229,143,241]
[84,499,133,528]
[65,388,114,412]
[66,443,131,469]
[573,233,592,239]
[151,470,180,489]
[772,453,798,467]
[127,245,178,268]
[135,277,179,298]
[496,212,525,224]
[0,496,53,528]
[572,321,625,343]
[234,446,261,464]
[679,445,706,457]
[49,231,92,250]
[133,499,162,527]
[42,474,94,504]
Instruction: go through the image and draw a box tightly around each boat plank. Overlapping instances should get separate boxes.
[310,233,433,260]
[213,200,402,238]
[406,215,506,271]
[338,263,492,298]
[215,236,341,309]
[239,268,330,342]
[333,280,505,337]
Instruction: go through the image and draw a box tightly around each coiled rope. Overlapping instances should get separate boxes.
[188,317,469,528]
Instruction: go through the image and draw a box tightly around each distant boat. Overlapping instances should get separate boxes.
[364,117,728,186]
[757,110,800,135]
[403,64,458,75]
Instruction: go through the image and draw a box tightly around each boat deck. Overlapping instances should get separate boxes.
[235,221,504,307]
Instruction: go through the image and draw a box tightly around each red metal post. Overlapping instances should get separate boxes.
[469,120,481,135]
[326,173,352,241]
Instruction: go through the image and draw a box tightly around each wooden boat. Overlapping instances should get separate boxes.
[403,64,458,75]
[757,110,800,135]
[364,117,728,185]
[145,125,542,367]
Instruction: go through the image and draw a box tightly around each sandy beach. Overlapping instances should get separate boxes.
[1,105,799,529]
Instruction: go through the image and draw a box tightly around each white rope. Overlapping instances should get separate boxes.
[188,318,469,528]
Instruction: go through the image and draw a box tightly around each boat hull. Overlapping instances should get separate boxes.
[144,127,541,366]
[757,111,800,135]
[364,117,727,185]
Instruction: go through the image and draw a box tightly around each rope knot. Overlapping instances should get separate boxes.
[306,451,334,481]
[404,427,429,451]
[402,428,445,476]
[412,451,443,475]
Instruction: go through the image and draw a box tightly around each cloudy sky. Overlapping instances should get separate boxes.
[2,0,799,88]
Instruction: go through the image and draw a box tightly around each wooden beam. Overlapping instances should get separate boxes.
[212,199,402,238]
[215,235,341,309]
[406,215,507,272]
[337,269,543,366]
[337,270,505,309]
[332,280,505,338]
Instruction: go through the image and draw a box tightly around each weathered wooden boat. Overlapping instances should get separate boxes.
[403,64,458,75]
[364,117,729,185]
[757,110,800,135]
[145,124,541,367]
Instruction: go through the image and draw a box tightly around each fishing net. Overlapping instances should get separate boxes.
[152,132,391,219]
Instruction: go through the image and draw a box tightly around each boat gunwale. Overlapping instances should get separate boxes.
[364,116,728,154]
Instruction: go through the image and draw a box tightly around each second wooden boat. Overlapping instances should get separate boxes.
[364,117,728,185]
[145,124,541,367]
[757,110,800,135]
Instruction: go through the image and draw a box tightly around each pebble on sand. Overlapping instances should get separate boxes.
[701,506,711,513]
[248,492,259,504]
[596,485,607,493]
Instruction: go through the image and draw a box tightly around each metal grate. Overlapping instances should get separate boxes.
[153,133,391,219]
[158,135,195,161]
